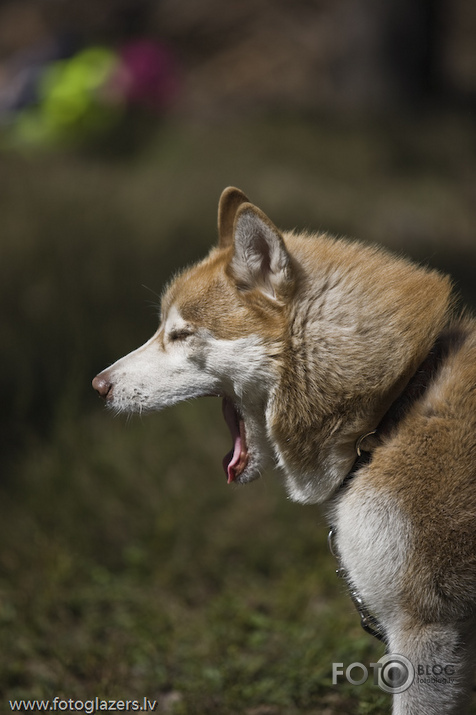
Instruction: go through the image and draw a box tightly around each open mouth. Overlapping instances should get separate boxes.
[222,397,249,483]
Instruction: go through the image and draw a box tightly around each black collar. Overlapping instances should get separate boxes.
[344,333,450,489]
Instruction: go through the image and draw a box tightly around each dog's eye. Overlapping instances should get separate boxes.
[169,329,193,342]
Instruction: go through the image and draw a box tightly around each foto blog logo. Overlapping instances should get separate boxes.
[333,654,414,694]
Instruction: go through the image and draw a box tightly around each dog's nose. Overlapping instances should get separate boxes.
[92,374,113,399]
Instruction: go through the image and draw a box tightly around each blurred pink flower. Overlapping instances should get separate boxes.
[115,39,179,112]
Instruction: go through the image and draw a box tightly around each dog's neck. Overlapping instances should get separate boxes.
[268,232,454,504]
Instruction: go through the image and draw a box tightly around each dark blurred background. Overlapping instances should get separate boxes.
[3,0,476,118]
[1,2,475,714]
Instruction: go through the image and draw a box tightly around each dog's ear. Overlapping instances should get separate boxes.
[218,187,249,248]
[229,203,293,301]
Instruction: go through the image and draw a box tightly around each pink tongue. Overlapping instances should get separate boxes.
[222,398,243,483]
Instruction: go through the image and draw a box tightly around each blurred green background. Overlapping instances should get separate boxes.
[1,2,476,714]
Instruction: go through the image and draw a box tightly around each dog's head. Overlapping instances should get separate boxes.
[92,188,294,487]
[93,187,453,503]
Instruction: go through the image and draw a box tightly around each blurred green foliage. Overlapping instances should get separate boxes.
[1,114,475,713]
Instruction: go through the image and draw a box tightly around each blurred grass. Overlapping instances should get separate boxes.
[1,113,476,714]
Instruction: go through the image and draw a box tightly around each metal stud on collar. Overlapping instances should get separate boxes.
[355,430,377,457]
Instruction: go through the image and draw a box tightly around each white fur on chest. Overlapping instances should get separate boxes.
[331,479,413,623]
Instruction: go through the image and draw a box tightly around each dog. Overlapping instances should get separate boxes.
[93,187,476,714]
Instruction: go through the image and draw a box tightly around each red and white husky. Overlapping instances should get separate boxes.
[93,188,476,715]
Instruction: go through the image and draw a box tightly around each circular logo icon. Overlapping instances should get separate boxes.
[377,654,414,694]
